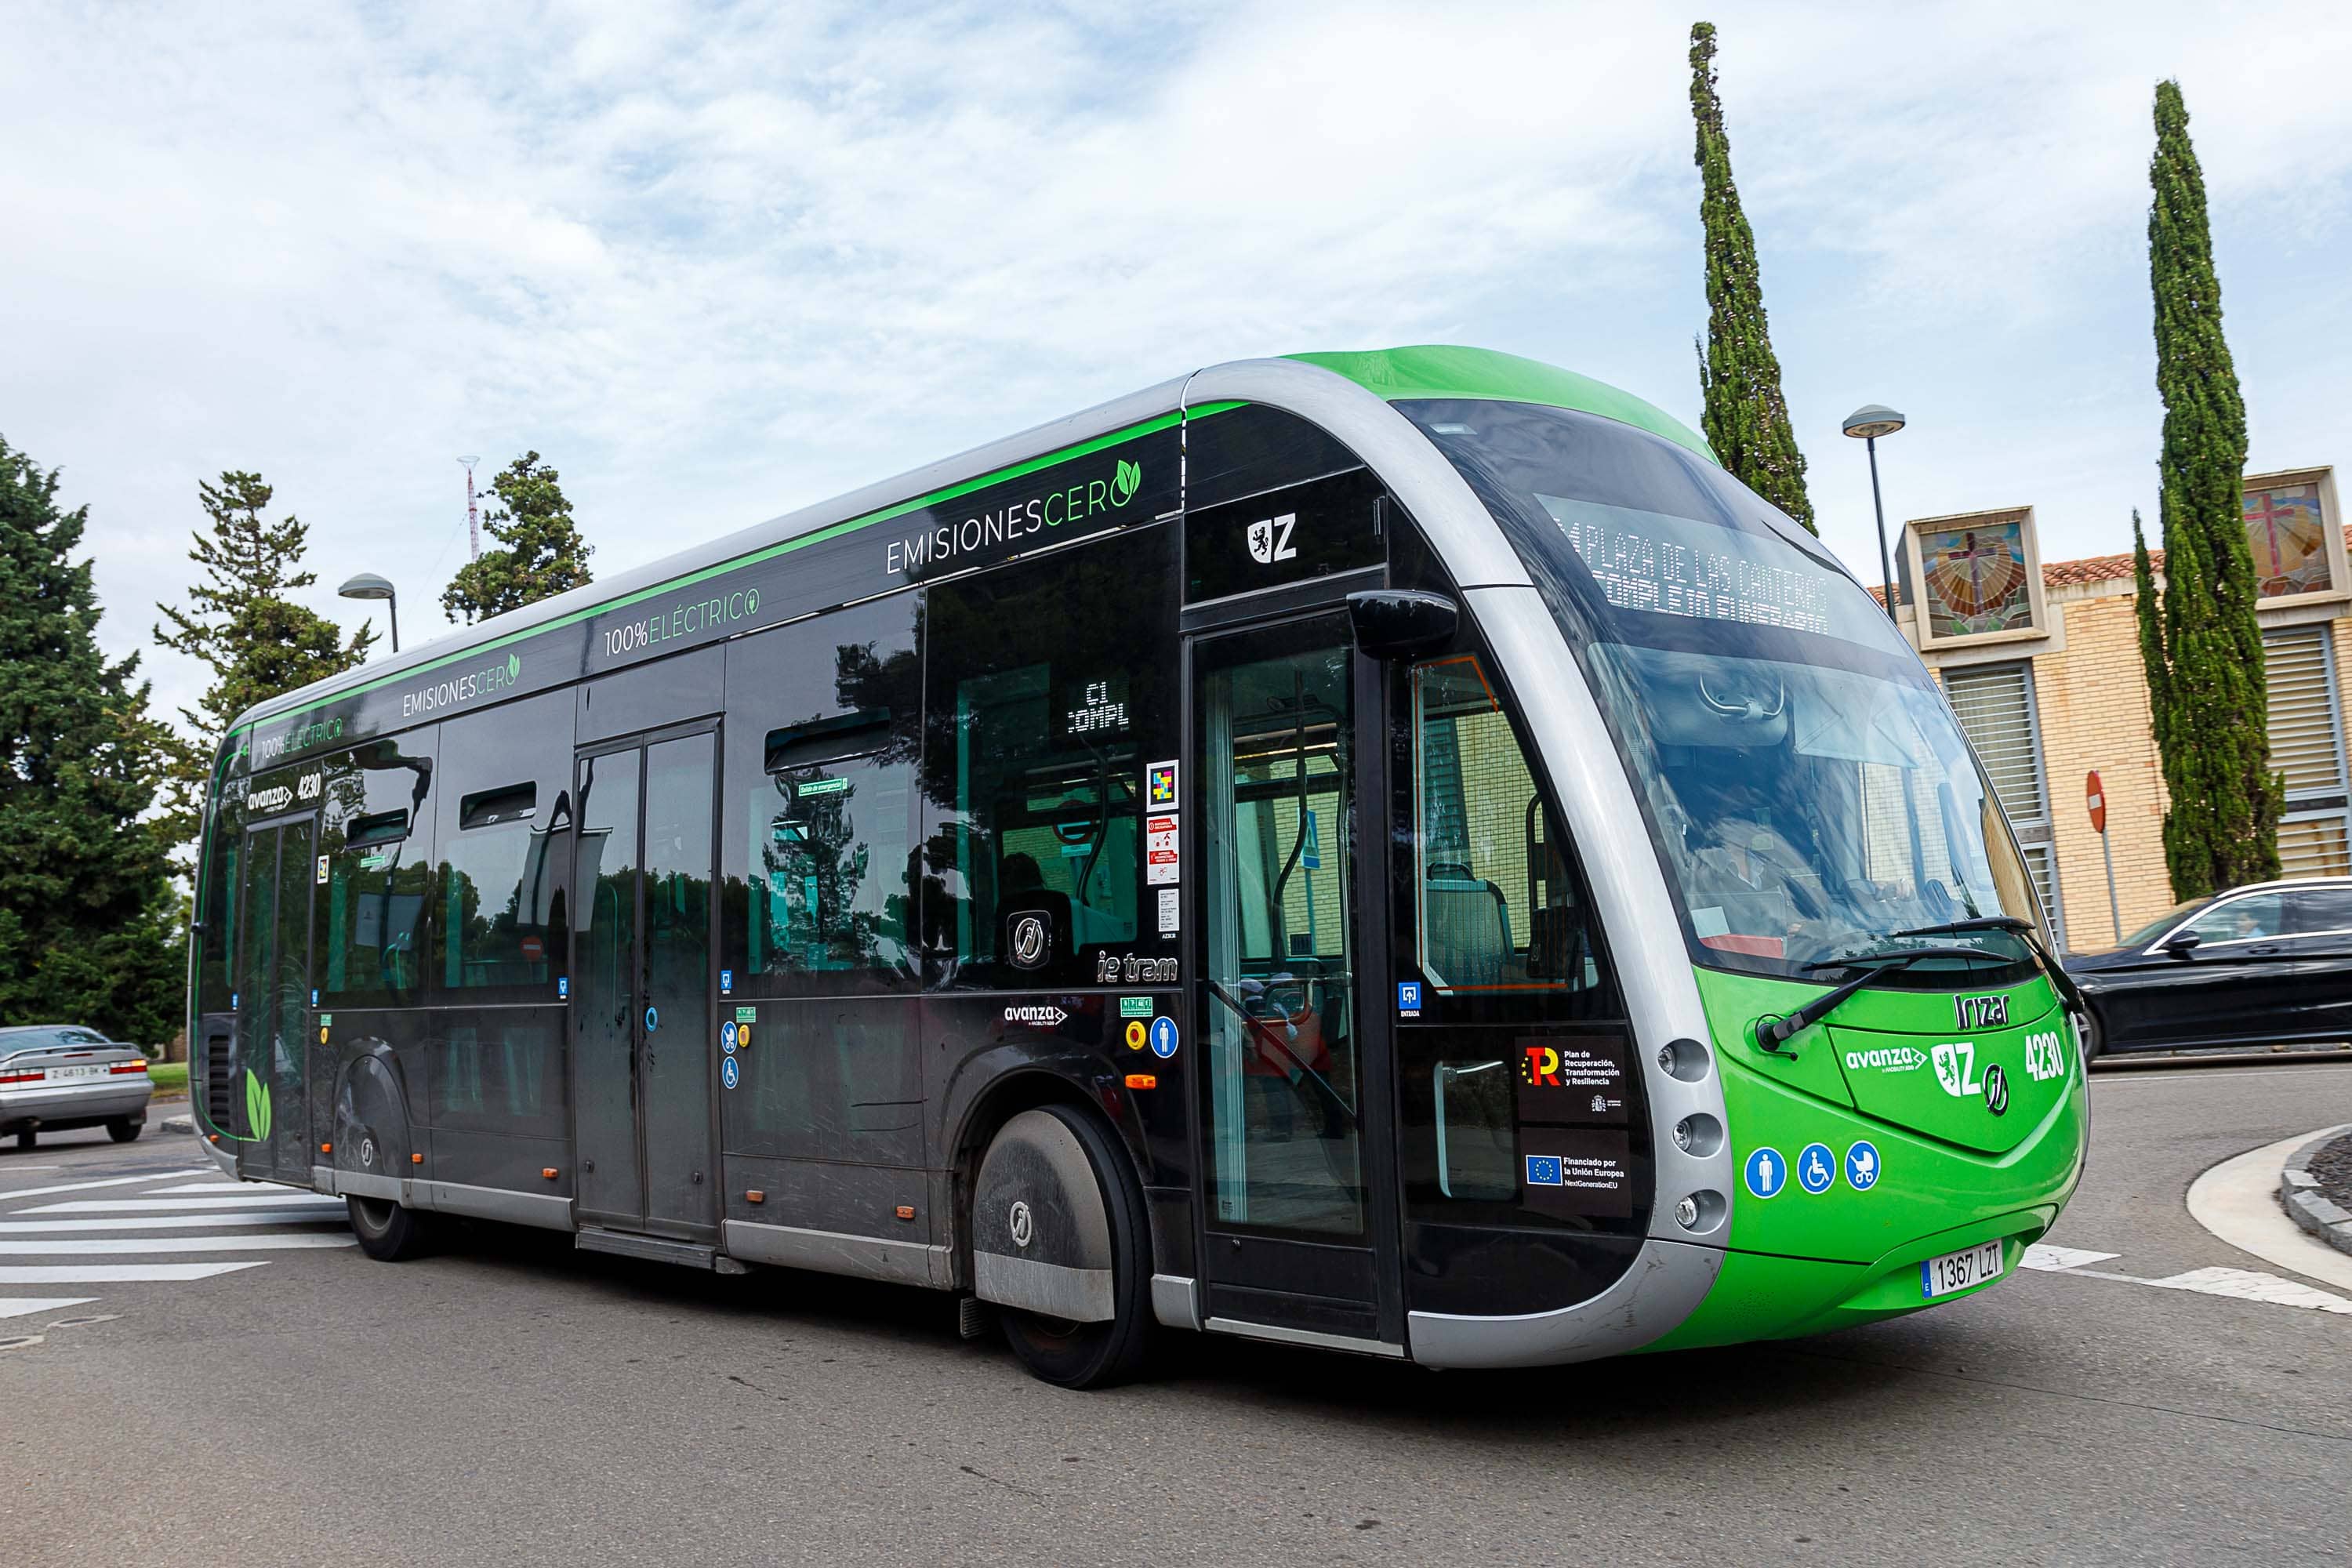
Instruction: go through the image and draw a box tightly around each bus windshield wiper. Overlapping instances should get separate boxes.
[1754,945,2000,1056]
[1888,915,2087,1013]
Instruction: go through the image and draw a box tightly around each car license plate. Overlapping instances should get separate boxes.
[1922,1240,2005,1298]
[45,1065,103,1081]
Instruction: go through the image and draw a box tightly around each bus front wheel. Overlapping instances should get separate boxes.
[347,1195,435,1261]
[975,1105,1155,1389]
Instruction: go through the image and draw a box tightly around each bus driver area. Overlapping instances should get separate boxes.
[190,345,2088,1385]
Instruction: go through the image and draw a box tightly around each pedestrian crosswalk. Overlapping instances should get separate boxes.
[0,1161,352,1328]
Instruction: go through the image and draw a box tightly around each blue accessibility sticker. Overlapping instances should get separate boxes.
[1744,1146,1788,1199]
[720,968,733,996]
[1397,981,1422,1017]
[1846,1141,1882,1192]
[721,1020,738,1054]
[1797,1142,1838,1196]
[720,1055,740,1091]
[1525,1154,1564,1186]
[1149,1015,1179,1059]
[557,976,569,999]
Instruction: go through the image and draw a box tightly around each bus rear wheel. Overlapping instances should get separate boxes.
[978,1105,1154,1389]
[347,1195,435,1261]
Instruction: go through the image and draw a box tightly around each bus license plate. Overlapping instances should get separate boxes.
[1922,1241,2004,1299]
[45,1065,103,1081]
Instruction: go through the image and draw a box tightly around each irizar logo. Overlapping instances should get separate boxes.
[1247,511,1298,565]
[1955,993,2009,1029]
[1931,1040,1984,1098]
[1844,1044,1928,1074]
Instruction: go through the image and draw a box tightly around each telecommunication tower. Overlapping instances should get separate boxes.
[457,456,481,561]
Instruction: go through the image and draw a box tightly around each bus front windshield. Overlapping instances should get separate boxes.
[1404,398,2045,980]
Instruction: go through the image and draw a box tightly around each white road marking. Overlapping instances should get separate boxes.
[0,1262,267,1283]
[2146,1266,2352,1313]
[2021,1244,2121,1271]
[143,1181,281,1195]
[0,1169,212,1202]
[0,1211,347,1233]
[20,1194,346,1214]
[0,1297,95,1319]
[0,1234,356,1254]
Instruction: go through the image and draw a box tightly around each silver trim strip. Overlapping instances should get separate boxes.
[974,1249,1114,1323]
[723,1219,950,1289]
[1203,1317,1407,1359]
[330,1169,403,1202]
[1149,1272,1202,1331]
[413,1180,575,1232]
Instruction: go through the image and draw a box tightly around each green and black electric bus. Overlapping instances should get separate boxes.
[190,345,2089,1385]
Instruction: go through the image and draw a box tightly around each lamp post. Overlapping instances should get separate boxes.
[338,572,399,653]
[1842,404,1907,625]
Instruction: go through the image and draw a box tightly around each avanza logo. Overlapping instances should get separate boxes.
[1844,1045,1928,1074]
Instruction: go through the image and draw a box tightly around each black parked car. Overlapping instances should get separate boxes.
[2064,877,2352,1058]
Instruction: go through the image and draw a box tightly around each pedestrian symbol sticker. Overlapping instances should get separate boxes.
[721,1021,739,1054]
[1846,1141,1882,1192]
[720,1055,740,1091]
[1744,1146,1787,1199]
[1149,1016,1179,1059]
[1797,1142,1836,1195]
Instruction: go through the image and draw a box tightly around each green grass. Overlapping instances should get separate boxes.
[147,1062,188,1097]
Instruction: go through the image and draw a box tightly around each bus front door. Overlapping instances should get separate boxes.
[1189,614,1404,1353]
[228,815,315,1181]
[572,728,719,1242]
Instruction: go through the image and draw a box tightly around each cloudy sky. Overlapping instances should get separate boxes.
[7,1,2349,724]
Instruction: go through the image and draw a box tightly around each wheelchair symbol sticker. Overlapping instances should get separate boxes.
[1797,1142,1837,1195]
[720,1055,740,1091]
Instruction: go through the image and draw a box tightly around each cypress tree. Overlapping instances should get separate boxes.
[441,452,594,624]
[0,435,184,1047]
[1689,20,1815,532]
[2134,79,2279,898]
[154,471,376,859]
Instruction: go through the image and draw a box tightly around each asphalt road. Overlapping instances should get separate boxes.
[6,1062,2350,1568]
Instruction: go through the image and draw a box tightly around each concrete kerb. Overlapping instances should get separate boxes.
[2280,1127,2352,1259]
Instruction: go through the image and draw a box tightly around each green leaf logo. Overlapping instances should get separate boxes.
[506,653,521,682]
[244,1068,273,1143]
[1110,459,1141,507]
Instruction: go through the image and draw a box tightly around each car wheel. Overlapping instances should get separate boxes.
[13,1130,33,1151]
[985,1105,1156,1389]
[347,1195,435,1261]
[107,1120,143,1144]
[2078,1007,2104,1064]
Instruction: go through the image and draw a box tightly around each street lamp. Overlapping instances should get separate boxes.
[1842,405,1907,624]
[338,572,399,653]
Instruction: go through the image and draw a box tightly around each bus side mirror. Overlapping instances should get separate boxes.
[1348,590,1457,660]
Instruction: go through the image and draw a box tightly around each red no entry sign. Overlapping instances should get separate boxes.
[2085,771,2107,834]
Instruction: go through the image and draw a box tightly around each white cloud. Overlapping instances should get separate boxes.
[2,0,2347,724]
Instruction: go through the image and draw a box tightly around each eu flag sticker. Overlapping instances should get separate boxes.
[1525,1154,1564,1186]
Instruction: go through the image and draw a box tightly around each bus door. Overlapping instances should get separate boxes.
[229,813,316,1181]
[1189,613,1404,1352]
[572,725,719,1241]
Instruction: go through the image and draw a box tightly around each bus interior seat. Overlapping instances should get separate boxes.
[1424,873,1512,989]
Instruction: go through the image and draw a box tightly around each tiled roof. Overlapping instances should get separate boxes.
[1868,524,2350,604]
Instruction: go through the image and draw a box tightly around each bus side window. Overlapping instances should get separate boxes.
[920,531,1179,989]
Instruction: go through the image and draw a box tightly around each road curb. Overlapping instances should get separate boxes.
[160,1114,194,1135]
[2280,1128,2352,1258]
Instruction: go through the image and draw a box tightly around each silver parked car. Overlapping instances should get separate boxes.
[0,1025,154,1149]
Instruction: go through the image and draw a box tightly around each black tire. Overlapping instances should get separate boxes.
[107,1120,143,1144]
[994,1105,1155,1389]
[13,1130,33,1151]
[2078,1007,2105,1064]
[347,1194,435,1261]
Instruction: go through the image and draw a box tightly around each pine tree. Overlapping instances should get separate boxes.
[2133,79,2278,899]
[153,471,375,856]
[0,435,185,1047]
[441,452,593,624]
[1689,20,1815,532]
